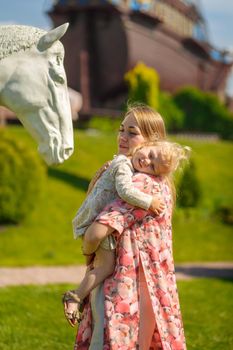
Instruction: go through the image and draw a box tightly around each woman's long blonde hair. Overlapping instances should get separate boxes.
[124,103,166,142]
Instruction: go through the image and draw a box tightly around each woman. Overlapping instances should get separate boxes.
[68,104,186,349]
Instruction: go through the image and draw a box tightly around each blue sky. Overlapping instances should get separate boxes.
[1,0,233,95]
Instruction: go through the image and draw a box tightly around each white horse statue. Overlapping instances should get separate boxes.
[0,23,74,165]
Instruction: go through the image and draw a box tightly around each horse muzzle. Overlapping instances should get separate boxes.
[38,139,73,165]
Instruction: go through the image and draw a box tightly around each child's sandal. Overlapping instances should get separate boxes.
[62,290,83,327]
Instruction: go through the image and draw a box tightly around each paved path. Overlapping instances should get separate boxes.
[0,262,233,288]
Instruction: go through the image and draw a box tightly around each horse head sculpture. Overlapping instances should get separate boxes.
[0,23,74,165]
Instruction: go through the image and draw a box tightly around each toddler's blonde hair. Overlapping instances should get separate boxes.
[132,141,191,206]
[152,141,190,176]
[132,141,190,176]
[155,141,190,207]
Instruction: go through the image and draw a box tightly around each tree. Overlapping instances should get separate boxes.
[125,61,160,110]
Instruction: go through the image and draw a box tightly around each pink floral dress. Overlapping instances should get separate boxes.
[75,173,186,350]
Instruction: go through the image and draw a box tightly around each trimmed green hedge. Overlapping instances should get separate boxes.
[174,87,233,140]
[88,115,122,133]
[0,130,46,223]
[158,91,184,131]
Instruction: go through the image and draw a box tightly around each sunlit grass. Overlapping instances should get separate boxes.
[178,278,233,350]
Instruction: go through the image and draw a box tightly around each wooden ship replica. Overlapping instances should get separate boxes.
[46,0,232,115]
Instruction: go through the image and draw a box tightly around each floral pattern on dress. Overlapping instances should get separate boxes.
[75,173,186,350]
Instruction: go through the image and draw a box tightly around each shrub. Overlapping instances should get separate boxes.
[213,202,233,225]
[216,205,233,225]
[177,159,202,208]
[0,130,46,224]
[124,61,160,110]
[158,91,184,131]
[174,87,233,140]
[88,115,121,133]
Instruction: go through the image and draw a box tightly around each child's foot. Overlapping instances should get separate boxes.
[62,290,83,327]
[66,301,79,324]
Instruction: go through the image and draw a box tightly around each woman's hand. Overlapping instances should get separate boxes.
[149,195,165,215]
[87,161,111,195]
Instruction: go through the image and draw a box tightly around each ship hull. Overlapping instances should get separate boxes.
[125,13,231,97]
[49,5,232,111]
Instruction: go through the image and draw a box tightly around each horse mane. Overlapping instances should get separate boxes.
[0,25,46,61]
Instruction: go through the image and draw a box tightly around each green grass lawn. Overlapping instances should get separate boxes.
[178,278,233,350]
[0,279,232,350]
[172,136,233,207]
[0,126,232,266]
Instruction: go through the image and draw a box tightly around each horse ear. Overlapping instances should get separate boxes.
[38,23,69,51]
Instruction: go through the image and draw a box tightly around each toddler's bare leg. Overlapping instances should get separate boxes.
[65,247,115,317]
[65,222,115,320]
[76,247,115,300]
[83,222,115,255]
